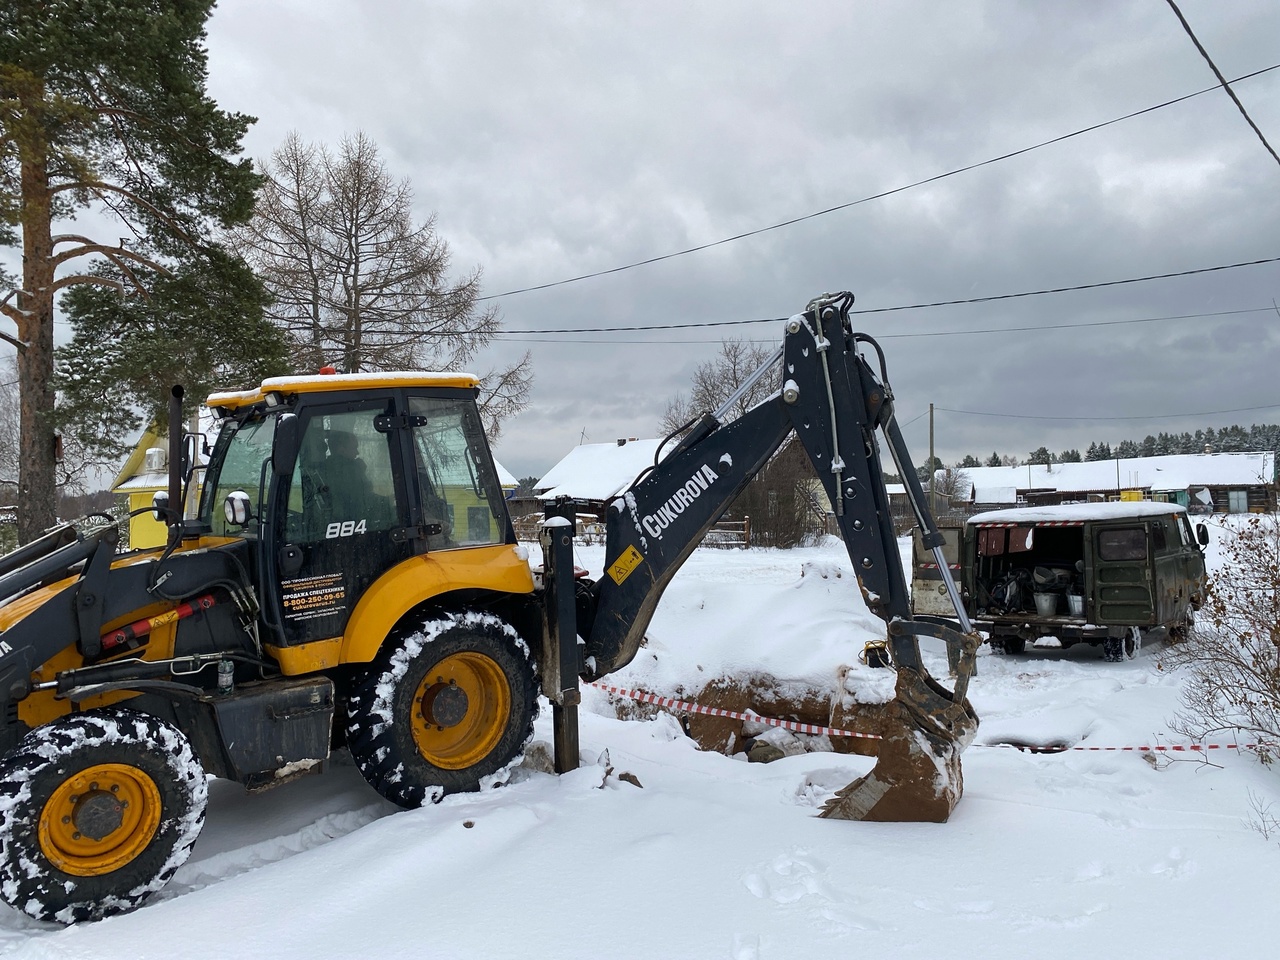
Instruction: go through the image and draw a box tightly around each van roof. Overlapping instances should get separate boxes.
[968,501,1188,526]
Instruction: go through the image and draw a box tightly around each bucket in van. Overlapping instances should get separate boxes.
[1066,593,1085,617]
[1033,592,1059,616]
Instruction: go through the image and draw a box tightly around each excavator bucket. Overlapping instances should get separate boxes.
[820,657,978,823]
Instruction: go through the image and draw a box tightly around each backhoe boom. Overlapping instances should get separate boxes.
[580,292,979,821]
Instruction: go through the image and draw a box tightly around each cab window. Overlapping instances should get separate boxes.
[407,397,506,549]
[201,415,276,537]
[287,407,398,542]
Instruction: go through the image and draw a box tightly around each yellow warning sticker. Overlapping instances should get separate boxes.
[607,545,645,585]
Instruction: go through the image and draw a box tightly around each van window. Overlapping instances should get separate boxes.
[1152,522,1167,551]
[1098,527,1147,561]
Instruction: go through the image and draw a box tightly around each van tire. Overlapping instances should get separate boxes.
[1123,626,1142,660]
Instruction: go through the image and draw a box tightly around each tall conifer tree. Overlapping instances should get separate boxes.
[1,0,264,541]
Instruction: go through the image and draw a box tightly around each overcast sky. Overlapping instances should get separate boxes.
[20,1,1280,482]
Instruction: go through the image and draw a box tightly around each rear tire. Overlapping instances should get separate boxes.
[1103,627,1142,662]
[1123,626,1142,660]
[992,637,1025,655]
[0,707,207,923]
[344,611,539,808]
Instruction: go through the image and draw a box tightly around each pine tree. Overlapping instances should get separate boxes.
[985,451,1002,467]
[1,0,260,541]
[55,250,288,462]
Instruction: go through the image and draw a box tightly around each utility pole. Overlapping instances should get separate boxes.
[928,403,935,509]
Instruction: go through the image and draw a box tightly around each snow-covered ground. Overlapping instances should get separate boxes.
[2,519,1278,958]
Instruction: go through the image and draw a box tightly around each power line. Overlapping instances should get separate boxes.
[491,255,1280,334]
[846,256,1280,317]
[479,62,1280,302]
[1165,0,1280,170]
[935,402,1280,423]
[492,306,1273,344]
[877,306,1267,339]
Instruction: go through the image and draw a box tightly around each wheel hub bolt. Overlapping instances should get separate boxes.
[421,680,469,729]
[72,790,126,842]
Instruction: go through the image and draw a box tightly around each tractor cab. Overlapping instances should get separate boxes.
[200,373,518,650]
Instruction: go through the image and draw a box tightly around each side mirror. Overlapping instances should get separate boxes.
[224,491,253,528]
[182,433,201,482]
[1196,523,1209,547]
[151,490,170,523]
[272,413,300,477]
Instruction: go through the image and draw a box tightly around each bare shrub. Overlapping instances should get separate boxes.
[1163,514,1280,764]
[1247,789,1280,845]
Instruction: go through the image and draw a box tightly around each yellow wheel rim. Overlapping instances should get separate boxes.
[411,652,511,770]
[38,763,162,877]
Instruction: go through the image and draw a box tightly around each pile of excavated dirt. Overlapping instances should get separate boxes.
[595,671,968,821]
[599,671,892,760]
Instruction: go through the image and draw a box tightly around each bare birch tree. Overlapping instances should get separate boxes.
[659,338,821,546]
[658,338,777,436]
[232,132,531,440]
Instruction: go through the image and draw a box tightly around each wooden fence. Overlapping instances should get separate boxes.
[512,514,752,549]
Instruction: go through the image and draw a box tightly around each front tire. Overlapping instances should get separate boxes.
[0,707,208,923]
[1169,607,1195,643]
[344,611,539,808]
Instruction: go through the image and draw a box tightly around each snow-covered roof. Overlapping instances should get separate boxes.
[946,452,1274,500]
[114,469,173,494]
[110,410,220,493]
[207,371,479,410]
[974,485,1019,504]
[969,501,1189,525]
[536,438,668,501]
[491,458,517,488]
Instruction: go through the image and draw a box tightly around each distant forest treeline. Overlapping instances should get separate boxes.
[955,423,1280,469]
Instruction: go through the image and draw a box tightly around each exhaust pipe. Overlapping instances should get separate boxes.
[166,385,184,533]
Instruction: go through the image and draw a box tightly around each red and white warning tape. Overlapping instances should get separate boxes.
[972,520,1085,528]
[978,741,1259,754]
[585,681,1261,754]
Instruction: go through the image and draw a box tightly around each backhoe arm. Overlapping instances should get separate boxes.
[582,292,979,822]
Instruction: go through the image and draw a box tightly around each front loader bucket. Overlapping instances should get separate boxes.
[821,657,978,823]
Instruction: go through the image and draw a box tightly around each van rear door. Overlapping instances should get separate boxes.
[1092,521,1154,625]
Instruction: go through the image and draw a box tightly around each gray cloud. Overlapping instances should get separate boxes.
[189,1,1280,477]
